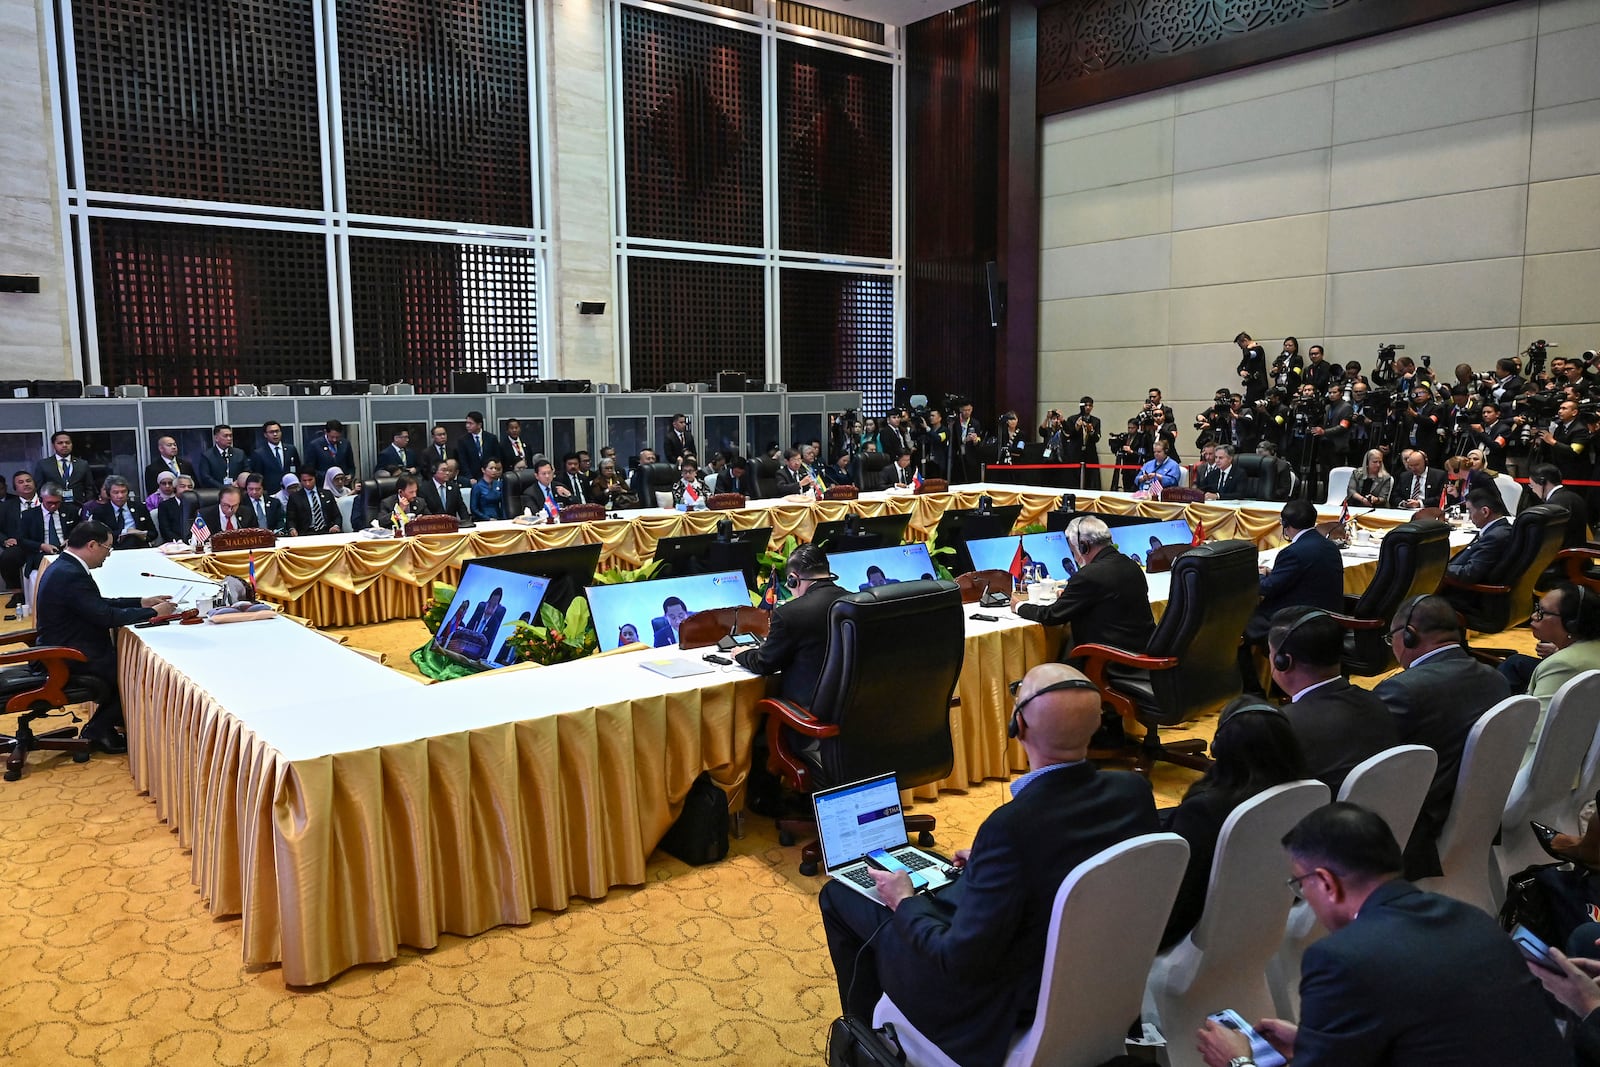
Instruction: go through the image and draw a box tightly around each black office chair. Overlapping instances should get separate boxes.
[858,452,893,489]
[1327,519,1452,676]
[501,469,539,516]
[642,463,679,507]
[0,631,100,781]
[179,488,222,531]
[1071,540,1260,774]
[1439,503,1568,635]
[1228,454,1280,501]
[761,580,965,875]
[365,475,399,517]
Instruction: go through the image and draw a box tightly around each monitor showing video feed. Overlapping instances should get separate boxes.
[588,570,750,652]
[966,531,1078,581]
[830,543,937,593]
[432,560,552,671]
[1108,519,1195,570]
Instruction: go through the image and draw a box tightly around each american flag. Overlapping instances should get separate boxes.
[191,515,210,545]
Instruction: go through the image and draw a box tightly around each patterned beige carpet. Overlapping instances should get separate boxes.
[0,613,1527,1065]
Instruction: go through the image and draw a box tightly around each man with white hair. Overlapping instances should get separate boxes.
[1012,514,1155,659]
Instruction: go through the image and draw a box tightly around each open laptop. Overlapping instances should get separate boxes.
[812,773,957,904]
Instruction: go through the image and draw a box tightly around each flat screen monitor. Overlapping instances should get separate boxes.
[651,526,770,589]
[966,531,1079,581]
[1107,519,1195,570]
[933,503,1025,574]
[830,543,937,593]
[432,560,552,671]
[490,542,604,611]
[588,569,750,651]
[811,513,912,552]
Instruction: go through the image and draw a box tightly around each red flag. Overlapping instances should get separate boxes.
[1008,539,1025,581]
[1439,481,1449,509]
[1191,521,1204,546]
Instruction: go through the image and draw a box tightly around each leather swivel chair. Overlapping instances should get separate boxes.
[1439,503,1567,634]
[365,475,399,517]
[752,459,782,499]
[1228,455,1277,501]
[1327,519,1451,676]
[0,631,102,781]
[1070,540,1260,773]
[642,463,679,508]
[761,580,965,875]
[179,488,222,530]
[857,452,892,489]
[678,606,772,649]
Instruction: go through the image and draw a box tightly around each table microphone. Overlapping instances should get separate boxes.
[140,571,223,586]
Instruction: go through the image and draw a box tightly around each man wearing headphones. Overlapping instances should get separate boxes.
[735,543,849,706]
[1500,583,1600,759]
[1240,499,1343,693]
[1374,594,1510,879]
[1266,608,1398,796]
[818,663,1159,1067]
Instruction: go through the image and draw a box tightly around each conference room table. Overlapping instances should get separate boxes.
[112,489,1454,985]
[168,483,1429,629]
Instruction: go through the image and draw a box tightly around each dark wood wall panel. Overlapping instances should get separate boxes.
[626,258,765,390]
[780,270,894,414]
[905,0,1002,420]
[1038,0,1517,115]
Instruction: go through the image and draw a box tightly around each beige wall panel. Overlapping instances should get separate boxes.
[1039,290,1169,352]
[1534,22,1600,109]
[1041,177,1172,249]
[1525,176,1600,255]
[1174,51,1337,115]
[1170,214,1329,289]
[1538,0,1600,34]
[1172,149,1330,231]
[1038,347,1169,409]
[1333,39,1534,144]
[1326,186,1529,273]
[1333,2,1538,81]
[1040,119,1174,197]
[1530,100,1600,182]
[1329,112,1531,209]
[1168,276,1327,346]
[1042,92,1174,145]
[1323,329,1522,371]
[1174,84,1333,173]
[1521,250,1600,325]
[1168,343,1249,405]
[1516,323,1600,352]
[1040,234,1171,301]
[1327,258,1525,335]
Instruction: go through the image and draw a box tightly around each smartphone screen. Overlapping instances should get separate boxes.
[1206,1011,1287,1067]
[1512,924,1560,972]
[864,849,926,889]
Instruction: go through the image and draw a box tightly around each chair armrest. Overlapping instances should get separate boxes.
[1324,611,1387,631]
[0,644,89,714]
[1560,548,1600,583]
[0,645,83,668]
[757,697,839,739]
[1066,643,1180,671]
[0,629,40,647]
[759,697,839,795]
[1438,574,1511,595]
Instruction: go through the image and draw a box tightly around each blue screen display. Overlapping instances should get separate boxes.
[829,543,937,593]
[433,562,552,669]
[1108,519,1195,569]
[966,531,1076,580]
[588,570,750,651]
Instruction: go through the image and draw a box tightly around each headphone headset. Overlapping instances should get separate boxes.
[1008,678,1098,739]
[1394,593,1459,649]
[1559,584,1595,637]
[785,569,837,590]
[1271,609,1330,672]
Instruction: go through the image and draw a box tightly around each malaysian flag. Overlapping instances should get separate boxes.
[191,515,210,546]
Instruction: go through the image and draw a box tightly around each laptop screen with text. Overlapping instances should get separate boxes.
[814,774,909,870]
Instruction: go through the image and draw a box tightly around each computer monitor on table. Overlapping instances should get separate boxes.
[933,504,1025,574]
[829,543,938,593]
[1107,519,1195,570]
[966,530,1078,582]
[433,559,552,671]
[652,526,770,589]
[492,543,604,611]
[588,569,751,651]
[811,513,913,553]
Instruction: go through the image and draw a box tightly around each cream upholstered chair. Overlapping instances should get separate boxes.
[1268,746,1436,1019]
[1494,670,1600,903]
[1144,780,1328,1067]
[1322,466,1354,507]
[1417,696,1538,914]
[873,833,1190,1067]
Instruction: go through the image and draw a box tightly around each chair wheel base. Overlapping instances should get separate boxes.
[917,830,935,847]
[72,751,91,764]
[799,860,819,876]
[778,830,796,846]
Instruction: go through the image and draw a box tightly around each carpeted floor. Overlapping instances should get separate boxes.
[0,611,1532,1065]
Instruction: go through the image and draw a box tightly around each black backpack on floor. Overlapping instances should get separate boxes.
[658,773,729,866]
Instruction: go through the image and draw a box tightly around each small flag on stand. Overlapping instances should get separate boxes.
[544,495,560,522]
[1191,520,1205,546]
[1008,539,1025,582]
[247,550,257,591]
[191,515,210,546]
[912,469,924,490]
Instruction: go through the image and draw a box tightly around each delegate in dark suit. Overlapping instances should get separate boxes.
[87,499,159,548]
[307,434,355,477]
[879,461,917,489]
[32,455,93,505]
[1374,645,1510,878]
[34,551,158,740]
[1389,466,1447,509]
[378,493,428,529]
[1543,486,1590,548]
[453,431,502,482]
[239,494,286,533]
[1197,463,1245,499]
[662,428,697,464]
[156,496,190,544]
[1290,880,1567,1065]
[773,463,810,496]
[1444,515,1512,582]
[1248,530,1343,642]
[249,443,301,488]
[143,456,195,495]
[1014,548,1155,658]
[195,447,247,489]
[465,599,506,640]
[821,763,1160,1067]
[735,579,850,706]
[417,476,470,521]
[373,443,417,475]
[198,503,257,533]
[1283,678,1399,796]
[285,487,342,535]
[17,506,77,572]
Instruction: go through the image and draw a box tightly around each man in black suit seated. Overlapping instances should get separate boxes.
[373,428,417,477]
[32,431,94,509]
[1195,803,1567,1067]
[286,470,342,536]
[1373,594,1510,879]
[199,485,255,534]
[1198,444,1245,500]
[1525,462,1589,549]
[773,448,817,496]
[1266,607,1398,796]
[465,587,507,645]
[879,448,917,488]
[417,460,469,521]
[0,471,39,595]
[1240,499,1344,693]
[249,421,301,489]
[1443,486,1512,584]
[144,435,196,495]
[156,475,195,544]
[34,521,177,752]
[378,475,428,529]
[18,484,76,577]
[822,663,1159,1067]
[650,596,690,647]
[240,475,285,533]
[523,458,575,517]
[195,423,248,489]
[1390,447,1446,509]
[735,543,850,705]
[86,475,159,549]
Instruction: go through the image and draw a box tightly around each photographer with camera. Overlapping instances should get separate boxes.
[1486,357,1525,406]
[1471,401,1515,473]
[1272,337,1305,392]
[1283,383,1324,500]
[989,411,1026,466]
[1538,398,1592,483]
[1193,388,1232,449]
[1217,393,1259,454]
[1235,331,1269,403]
[916,406,950,478]
[1403,382,1446,467]
[1057,398,1102,489]
[1312,379,1354,488]
[951,400,982,483]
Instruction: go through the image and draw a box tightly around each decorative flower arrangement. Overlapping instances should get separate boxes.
[507,599,598,666]
[423,582,457,633]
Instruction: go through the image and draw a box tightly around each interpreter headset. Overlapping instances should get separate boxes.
[1558,584,1598,638]
[1007,677,1098,739]
[1394,594,1459,649]
[783,544,836,590]
[1270,608,1330,673]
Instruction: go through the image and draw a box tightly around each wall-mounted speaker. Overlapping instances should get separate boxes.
[0,275,41,294]
[575,301,606,315]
